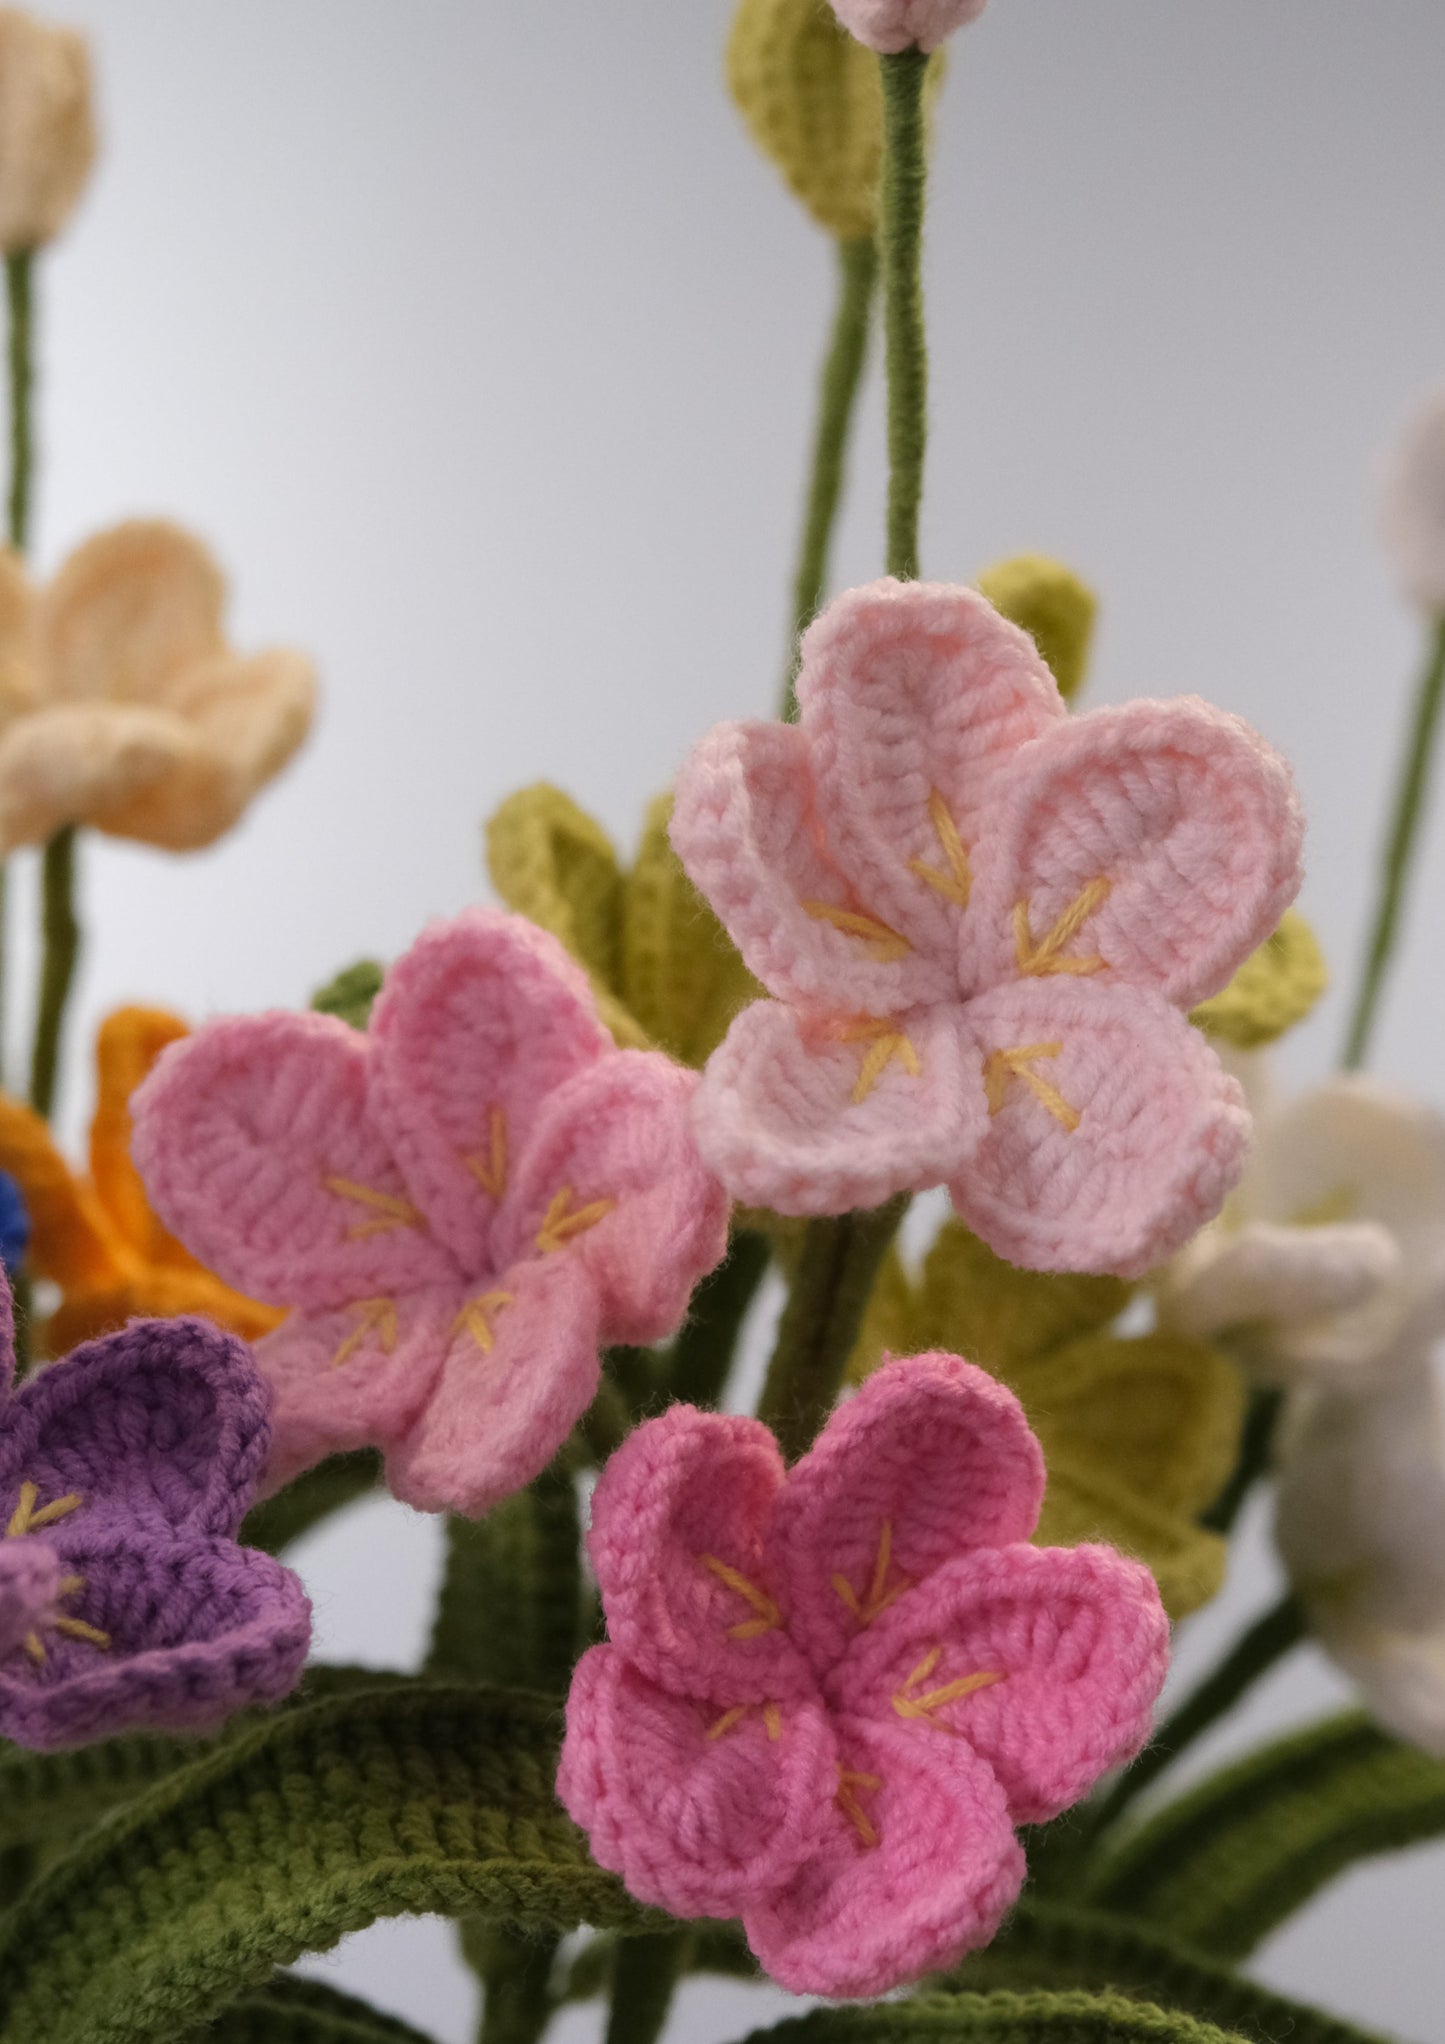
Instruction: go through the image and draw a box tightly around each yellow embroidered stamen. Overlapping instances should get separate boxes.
[836,1768,883,1849]
[56,1574,84,1598]
[835,1020,922,1105]
[22,1633,44,1665]
[892,1647,1003,1727]
[322,1176,422,1239]
[451,1290,515,1355]
[330,1297,398,1369]
[706,1704,749,1742]
[763,1703,783,1742]
[983,1042,1080,1133]
[1013,877,1112,977]
[700,1554,782,1640]
[801,900,912,963]
[5,1483,82,1539]
[907,789,972,908]
[536,1187,616,1255]
[53,1615,111,1650]
[833,1519,908,1627]
[465,1107,509,1201]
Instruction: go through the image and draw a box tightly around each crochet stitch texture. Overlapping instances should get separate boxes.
[131,907,730,1516]
[828,0,988,56]
[671,578,1304,1276]
[558,1351,1168,1998]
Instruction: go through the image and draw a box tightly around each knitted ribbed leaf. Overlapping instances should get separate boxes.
[242,1450,382,1555]
[1083,1711,1445,1960]
[733,1989,1260,2044]
[427,1464,583,1696]
[623,792,759,1064]
[1190,908,1327,1049]
[941,1902,1391,2044]
[975,555,1098,703]
[0,1682,654,2044]
[311,961,386,1031]
[194,1974,439,2043]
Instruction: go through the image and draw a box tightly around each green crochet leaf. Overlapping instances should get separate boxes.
[728,0,887,240]
[485,783,634,1041]
[242,1451,382,1555]
[622,792,759,1064]
[0,1683,654,2044]
[1190,909,1327,1049]
[311,961,386,1031]
[1083,1711,1445,1960]
[733,1988,1263,2044]
[427,1464,583,1696]
[975,555,1098,703]
[942,1901,1391,2044]
[192,1974,439,2043]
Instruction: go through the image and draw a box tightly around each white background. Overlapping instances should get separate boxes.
[16,3,1445,2038]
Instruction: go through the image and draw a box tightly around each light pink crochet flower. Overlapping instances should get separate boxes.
[670,579,1304,1277]
[130,909,729,1517]
[829,0,988,55]
[559,1353,1167,1998]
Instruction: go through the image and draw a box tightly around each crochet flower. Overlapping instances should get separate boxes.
[0,7,95,255]
[559,1353,1168,1998]
[0,521,315,852]
[0,1005,281,1358]
[829,0,988,55]
[131,909,729,1517]
[0,1298,311,1749]
[671,579,1304,1276]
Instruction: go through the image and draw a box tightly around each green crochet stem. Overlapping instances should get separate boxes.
[879,50,930,581]
[29,821,80,1120]
[0,249,34,1095]
[1343,609,1445,1067]
[199,1974,440,2044]
[758,1196,908,1461]
[604,1929,690,2044]
[1199,1385,1282,1535]
[733,1989,1264,2044]
[428,1464,583,1696]
[470,1924,558,2044]
[781,236,879,718]
[242,1451,382,1555]
[668,1225,771,1406]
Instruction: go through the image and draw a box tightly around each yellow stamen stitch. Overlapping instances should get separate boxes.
[322,1176,423,1239]
[833,1519,909,1627]
[1013,877,1112,978]
[536,1187,616,1255]
[330,1297,398,1369]
[835,1020,922,1105]
[5,1483,82,1539]
[706,1704,748,1742]
[892,1646,1003,1728]
[984,1042,1080,1133]
[801,900,912,963]
[700,1554,781,1640]
[704,1701,785,1743]
[451,1291,515,1355]
[465,1106,509,1201]
[836,1767,883,1849]
[3,1523,113,1663]
[907,789,972,909]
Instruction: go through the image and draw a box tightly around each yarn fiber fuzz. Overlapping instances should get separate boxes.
[559,1351,1168,1998]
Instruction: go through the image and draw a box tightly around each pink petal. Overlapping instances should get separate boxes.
[969,698,1303,1009]
[384,1254,603,1517]
[557,1646,838,1919]
[253,1288,456,1494]
[799,580,1064,976]
[130,1013,460,1311]
[588,1404,813,1707]
[769,1355,1045,1677]
[692,998,981,1216]
[951,978,1250,1278]
[670,720,949,1016]
[831,1544,1169,1824]
[368,909,611,1270]
[744,1712,1024,1998]
[495,1051,729,1345]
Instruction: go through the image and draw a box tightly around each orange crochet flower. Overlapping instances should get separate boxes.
[0,1006,282,1357]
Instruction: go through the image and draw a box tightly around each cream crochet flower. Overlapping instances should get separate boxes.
[0,521,317,853]
[0,6,96,255]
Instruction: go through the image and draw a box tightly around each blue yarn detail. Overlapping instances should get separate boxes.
[0,1171,31,1276]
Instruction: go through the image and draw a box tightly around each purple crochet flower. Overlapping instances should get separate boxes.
[0,1287,311,1749]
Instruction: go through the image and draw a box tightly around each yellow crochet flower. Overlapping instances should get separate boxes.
[486,786,760,1065]
[0,1006,282,1357]
[0,6,96,255]
[851,1220,1245,1618]
[0,520,316,852]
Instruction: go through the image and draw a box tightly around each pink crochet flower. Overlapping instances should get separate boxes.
[131,909,729,1517]
[558,1352,1169,1998]
[670,579,1303,1276]
[829,0,989,53]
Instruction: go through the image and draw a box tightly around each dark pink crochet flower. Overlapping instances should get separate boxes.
[0,1294,310,1750]
[558,1353,1168,1998]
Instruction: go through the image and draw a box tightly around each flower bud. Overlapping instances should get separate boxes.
[828,0,987,56]
[1380,383,1445,615]
[0,6,96,255]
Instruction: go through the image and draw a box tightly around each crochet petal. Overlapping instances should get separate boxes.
[691,997,980,1216]
[769,1354,1045,1676]
[498,1049,729,1344]
[832,1542,1168,1824]
[587,1403,812,1707]
[0,700,208,852]
[969,698,1303,1009]
[0,1089,120,1295]
[557,1646,838,1919]
[798,580,1064,972]
[1034,1456,1228,1623]
[0,1540,61,1660]
[0,544,37,724]
[1,1317,273,1540]
[166,646,316,793]
[131,1010,460,1311]
[384,1254,603,1517]
[950,978,1250,1278]
[671,718,949,1016]
[0,1535,310,1750]
[367,909,611,1270]
[38,521,226,706]
[88,1005,191,1263]
[744,1712,1023,1998]
[1161,1220,1404,1378]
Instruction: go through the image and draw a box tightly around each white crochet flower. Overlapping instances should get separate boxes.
[0,6,95,256]
[1380,383,1445,617]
